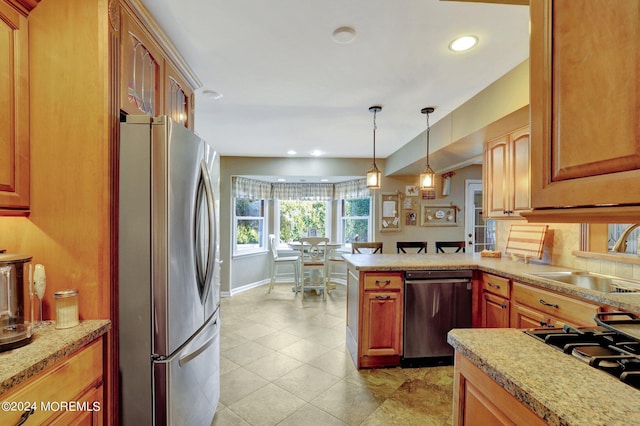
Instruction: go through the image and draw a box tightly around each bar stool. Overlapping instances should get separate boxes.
[396,241,428,253]
[268,234,300,293]
[435,241,466,253]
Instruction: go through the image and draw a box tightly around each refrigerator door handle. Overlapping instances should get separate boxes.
[178,332,217,367]
[178,320,219,367]
[195,160,217,302]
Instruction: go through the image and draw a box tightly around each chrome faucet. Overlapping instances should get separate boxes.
[612,224,640,252]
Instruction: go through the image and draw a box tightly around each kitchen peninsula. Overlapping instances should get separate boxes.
[344,252,640,425]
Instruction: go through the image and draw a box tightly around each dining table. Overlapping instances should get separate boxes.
[287,241,344,294]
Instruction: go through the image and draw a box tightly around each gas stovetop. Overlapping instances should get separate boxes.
[526,321,640,390]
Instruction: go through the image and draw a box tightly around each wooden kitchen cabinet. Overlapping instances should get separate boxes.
[453,352,546,426]
[511,281,601,327]
[527,0,640,222]
[164,61,194,128]
[346,267,403,368]
[119,1,197,129]
[0,0,30,213]
[483,126,530,218]
[0,338,104,425]
[120,4,162,118]
[480,273,510,328]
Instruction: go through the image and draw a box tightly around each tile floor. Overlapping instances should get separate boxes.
[213,281,454,426]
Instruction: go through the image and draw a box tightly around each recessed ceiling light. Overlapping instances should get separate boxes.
[310,150,324,157]
[320,179,329,182]
[287,150,297,155]
[332,26,356,44]
[201,89,223,100]
[449,35,479,52]
[277,178,286,182]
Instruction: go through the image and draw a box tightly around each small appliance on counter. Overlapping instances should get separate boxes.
[0,253,34,352]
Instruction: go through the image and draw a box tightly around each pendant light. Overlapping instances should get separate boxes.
[366,106,382,189]
[419,107,436,191]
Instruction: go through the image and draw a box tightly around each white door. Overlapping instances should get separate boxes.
[465,180,494,253]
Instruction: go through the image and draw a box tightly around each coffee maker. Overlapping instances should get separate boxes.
[0,253,34,352]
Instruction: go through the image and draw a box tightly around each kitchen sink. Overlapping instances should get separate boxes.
[529,271,640,294]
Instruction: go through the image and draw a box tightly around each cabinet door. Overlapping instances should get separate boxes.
[361,291,402,357]
[120,7,162,117]
[484,136,509,218]
[511,303,563,329]
[164,61,194,129]
[509,127,530,213]
[453,353,547,426]
[49,383,103,426]
[0,1,29,211]
[530,0,640,209]
[481,292,510,328]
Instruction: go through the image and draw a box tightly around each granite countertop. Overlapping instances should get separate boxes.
[448,328,640,425]
[342,253,640,313]
[0,320,111,394]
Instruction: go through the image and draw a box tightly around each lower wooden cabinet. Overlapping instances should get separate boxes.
[0,338,104,425]
[480,273,510,328]
[481,292,510,328]
[511,281,601,326]
[346,268,403,368]
[453,352,546,426]
[362,291,402,357]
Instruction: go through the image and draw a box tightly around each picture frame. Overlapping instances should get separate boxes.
[380,192,402,232]
[405,185,419,196]
[420,204,457,227]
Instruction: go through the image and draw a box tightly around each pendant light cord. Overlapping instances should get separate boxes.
[425,111,430,166]
[372,109,377,165]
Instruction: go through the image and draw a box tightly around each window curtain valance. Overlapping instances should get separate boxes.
[232,176,272,199]
[232,177,370,200]
[334,179,370,200]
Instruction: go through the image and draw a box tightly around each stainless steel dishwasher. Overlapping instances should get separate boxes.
[402,270,472,366]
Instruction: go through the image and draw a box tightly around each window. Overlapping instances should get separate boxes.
[234,198,266,254]
[277,200,329,243]
[339,198,371,243]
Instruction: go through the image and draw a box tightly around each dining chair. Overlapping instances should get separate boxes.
[435,241,466,253]
[299,237,330,301]
[326,246,347,288]
[352,242,383,254]
[268,234,300,293]
[396,241,428,254]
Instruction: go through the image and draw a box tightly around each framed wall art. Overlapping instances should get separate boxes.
[380,192,402,232]
[421,204,457,227]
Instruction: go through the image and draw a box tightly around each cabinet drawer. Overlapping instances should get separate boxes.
[363,272,403,291]
[512,282,600,325]
[481,273,510,298]
[0,339,103,425]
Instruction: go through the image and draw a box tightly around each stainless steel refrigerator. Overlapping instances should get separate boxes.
[119,115,221,425]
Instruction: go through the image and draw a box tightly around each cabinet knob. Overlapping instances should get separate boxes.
[488,282,500,289]
[16,408,35,426]
[539,299,559,309]
[375,295,391,300]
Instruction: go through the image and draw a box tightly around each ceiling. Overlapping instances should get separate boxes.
[139,0,529,164]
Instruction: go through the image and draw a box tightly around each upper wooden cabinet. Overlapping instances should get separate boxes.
[483,126,530,218]
[527,0,640,222]
[0,1,29,212]
[120,5,162,118]
[119,1,196,129]
[164,60,193,128]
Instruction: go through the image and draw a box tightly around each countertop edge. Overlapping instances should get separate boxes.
[342,253,640,313]
[447,328,640,425]
[0,319,111,395]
